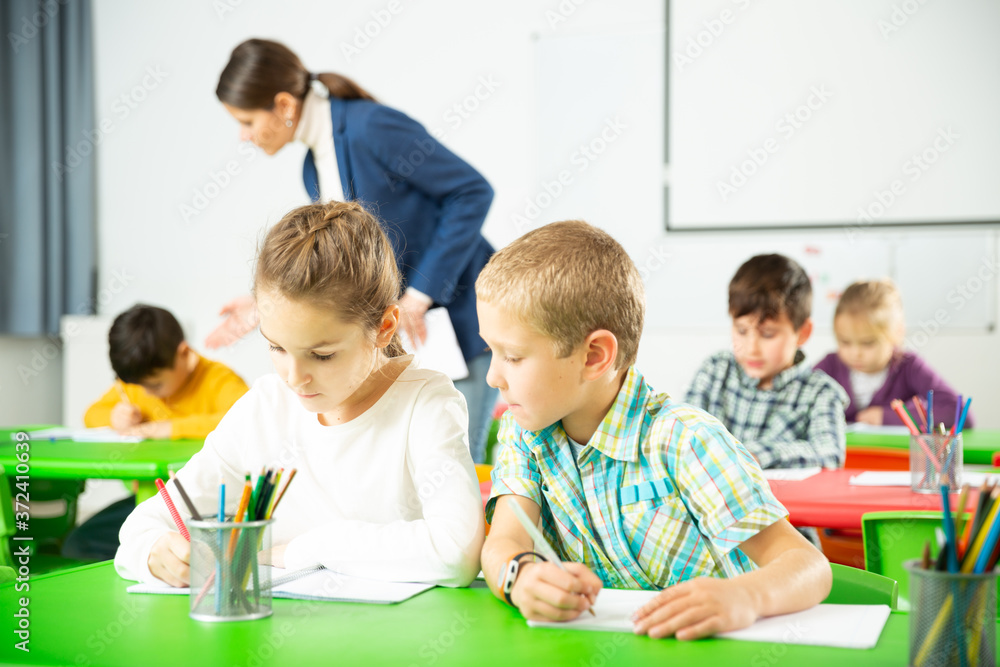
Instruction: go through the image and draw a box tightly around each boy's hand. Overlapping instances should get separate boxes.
[122,420,172,439]
[856,406,884,425]
[148,532,191,587]
[632,577,759,640]
[110,402,142,431]
[510,561,602,621]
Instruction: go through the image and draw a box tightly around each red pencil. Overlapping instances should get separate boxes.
[155,478,190,542]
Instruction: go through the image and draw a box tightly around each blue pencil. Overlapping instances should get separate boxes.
[956,397,973,435]
[216,480,225,615]
[927,390,934,435]
[941,483,959,573]
[941,483,969,667]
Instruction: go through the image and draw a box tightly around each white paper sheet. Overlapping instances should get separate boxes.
[127,565,434,604]
[845,423,912,436]
[400,307,469,380]
[718,603,891,649]
[849,471,1000,487]
[16,427,143,443]
[528,589,891,649]
[761,467,822,482]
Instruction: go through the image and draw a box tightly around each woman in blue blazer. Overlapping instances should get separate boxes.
[208,38,497,462]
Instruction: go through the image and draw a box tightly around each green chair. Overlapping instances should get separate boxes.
[861,510,972,611]
[824,562,898,608]
[2,466,90,574]
[0,566,15,584]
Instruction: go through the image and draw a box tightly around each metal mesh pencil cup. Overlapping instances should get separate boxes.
[905,559,996,667]
[188,518,274,622]
[910,434,962,494]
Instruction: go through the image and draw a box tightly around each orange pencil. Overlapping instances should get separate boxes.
[225,474,253,559]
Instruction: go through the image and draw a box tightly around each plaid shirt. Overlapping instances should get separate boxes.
[685,350,848,469]
[487,366,787,590]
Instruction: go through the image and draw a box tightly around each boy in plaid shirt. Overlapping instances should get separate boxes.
[479,222,830,640]
[685,254,848,469]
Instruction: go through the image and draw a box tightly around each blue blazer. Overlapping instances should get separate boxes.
[303,97,494,363]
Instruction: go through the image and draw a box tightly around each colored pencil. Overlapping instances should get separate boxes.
[953,484,970,558]
[266,468,297,519]
[167,472,202,521]
[226,474,253,559]
[911,396,928,434]
[926,390,934,435]
[893,400,940,473]
[155,478,190,542]
[962,489,1000,573]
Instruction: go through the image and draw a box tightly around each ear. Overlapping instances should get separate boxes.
[273,91,299,117]
[580,329,619,381]
[796,318,814,346]
[374,305,400,348]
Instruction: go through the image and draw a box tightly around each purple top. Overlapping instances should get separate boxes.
[814,350,974,429]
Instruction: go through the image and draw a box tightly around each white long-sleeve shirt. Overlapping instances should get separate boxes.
[114,358,485,587]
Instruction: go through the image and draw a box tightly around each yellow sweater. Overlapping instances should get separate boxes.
[83,354,249,440]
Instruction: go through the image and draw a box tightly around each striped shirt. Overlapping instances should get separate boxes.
[685,350,848,469]
[487,366,788,590]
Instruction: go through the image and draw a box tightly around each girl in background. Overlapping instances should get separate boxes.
[815,279,973,429]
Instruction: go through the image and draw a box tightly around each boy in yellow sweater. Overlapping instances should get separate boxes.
[66,304,248,560]
[84,304,248,439]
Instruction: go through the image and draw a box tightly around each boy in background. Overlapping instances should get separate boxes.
[66,304,248,560]
[480,223,830,639]
[84,304,248,439]
[685,254,847,469]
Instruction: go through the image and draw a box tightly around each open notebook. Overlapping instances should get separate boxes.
[527,589,891,649]
[127,565,434,604]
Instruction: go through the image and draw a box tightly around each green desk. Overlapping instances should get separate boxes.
[847,428,1000,465]
[0,562,924,667]
[0,427,204,502]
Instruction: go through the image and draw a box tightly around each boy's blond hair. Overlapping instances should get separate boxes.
[835,278,905,344]
[475,220,644,369]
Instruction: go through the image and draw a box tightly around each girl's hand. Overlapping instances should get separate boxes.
[148,532,191,587]
[205,295,259,349]
[509,561,602,621]
[856,406,884,425]
[632,577,760,640]
[398,292,430,346]
[258,544,287,568]
[110,402,142,431]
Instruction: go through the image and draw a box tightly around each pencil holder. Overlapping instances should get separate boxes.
[188,518,274,622]
[910,434,962,494]
[906,559,997,667]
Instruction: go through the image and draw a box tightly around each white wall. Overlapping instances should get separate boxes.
[0,337,63,426]
[55,0,997,431]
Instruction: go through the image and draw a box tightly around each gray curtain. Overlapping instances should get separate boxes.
[0,0,95,335]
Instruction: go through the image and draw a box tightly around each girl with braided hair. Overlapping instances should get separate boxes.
[116,200,485,588]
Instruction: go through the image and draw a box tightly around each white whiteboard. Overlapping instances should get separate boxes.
[668,0,1000,230]
[536,24,998,332]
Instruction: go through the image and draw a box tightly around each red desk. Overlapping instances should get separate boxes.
[768,468,980,530]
